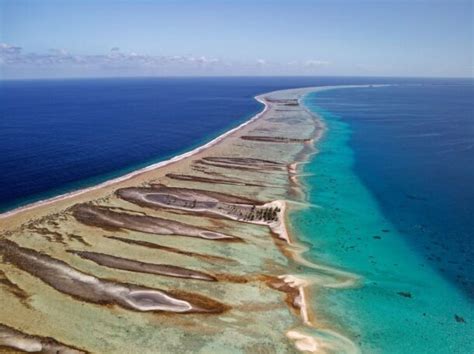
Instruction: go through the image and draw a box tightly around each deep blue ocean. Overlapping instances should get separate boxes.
[0,76,411,212]
[1,77,473,351]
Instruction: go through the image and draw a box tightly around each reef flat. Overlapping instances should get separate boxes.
[0,87,360,353]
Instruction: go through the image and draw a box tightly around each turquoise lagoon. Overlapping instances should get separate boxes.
[291,87,473,353]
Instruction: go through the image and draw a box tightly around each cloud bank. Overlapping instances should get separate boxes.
[0,43,331,79]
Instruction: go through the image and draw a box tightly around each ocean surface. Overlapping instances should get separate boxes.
[299,82,473,352]
[0,76,392,212]
[1,77,473,352]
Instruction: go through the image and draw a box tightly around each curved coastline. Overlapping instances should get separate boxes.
[0,84,379,353]
[0,84,384,221]
[0,97,269,219]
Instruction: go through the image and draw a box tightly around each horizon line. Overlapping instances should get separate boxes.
[1,74,473,82]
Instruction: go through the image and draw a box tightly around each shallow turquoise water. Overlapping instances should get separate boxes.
[291,90,473,353]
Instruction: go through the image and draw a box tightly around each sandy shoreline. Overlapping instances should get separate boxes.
[0,96,270,220]
[0,84,380,223]
[0,84,373,353]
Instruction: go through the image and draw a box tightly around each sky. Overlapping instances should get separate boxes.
[0,0,472,79]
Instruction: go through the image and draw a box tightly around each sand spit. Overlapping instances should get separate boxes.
[0,85,375,353]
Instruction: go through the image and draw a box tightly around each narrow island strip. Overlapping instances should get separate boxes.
[0,85,373,353]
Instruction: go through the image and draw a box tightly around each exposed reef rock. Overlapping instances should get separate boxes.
[68,250,217,281]
[165,173,266,187]
[241,136,312,143]
[0,324,86,353]
[116,185,288,243]
[106,235,235,264]
[0,270,30,307]
[196,156,286,172]
[0,239,227,314]
[71,203,240,241]
[117,184,271,220]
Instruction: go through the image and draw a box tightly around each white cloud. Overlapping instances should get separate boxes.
[304,59,330,67]
[0,43,223,71]
[49,48,69,56]
[0,42,334,77]
[0,43,22,55]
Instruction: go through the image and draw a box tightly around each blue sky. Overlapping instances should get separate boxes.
[0,0,472,78]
